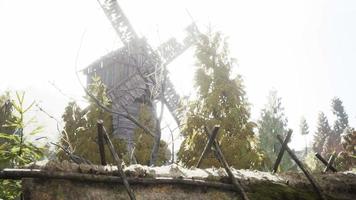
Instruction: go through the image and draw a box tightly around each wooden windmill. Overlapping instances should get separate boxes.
[84,0,198,151]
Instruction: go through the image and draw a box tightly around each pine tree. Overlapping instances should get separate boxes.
[323,97,349,155]
[177,31,263,169]
[0,92,45,199]
[312,112,331,155]
[58,77,127,164]
[332,97,349,135]
[300,117,309,155]
[258,90,294,171]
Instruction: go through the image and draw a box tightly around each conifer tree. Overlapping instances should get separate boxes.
[323,97,349,155]
[258,90,294,171]
[312,112,331,155]
[332,97,349,135]
[0,92,45,199]
[300,117,309,155]
[177,31,263,169]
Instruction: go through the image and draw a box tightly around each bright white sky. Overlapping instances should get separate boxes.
[0,0,355,152]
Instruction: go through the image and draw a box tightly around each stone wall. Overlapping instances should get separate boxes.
[23,179,237,200]
[4,162,355,200]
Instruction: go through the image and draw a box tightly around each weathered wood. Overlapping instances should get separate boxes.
[273,130,292,173]
[84,87,156,138]
[84,0,199,155]
[277,135,326,200]
[0,169,235,191]
[97,121,107,166]
[196,127,220,168]
[323,153,337,173]
[163,78,184,126]
[204,127,250,200]
[101,123,136,200]
[97,0,138,45]
[315,153,337,173]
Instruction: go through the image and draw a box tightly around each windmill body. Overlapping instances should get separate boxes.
[84,0,197,151]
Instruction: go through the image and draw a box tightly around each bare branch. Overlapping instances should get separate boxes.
[35,104,73,152]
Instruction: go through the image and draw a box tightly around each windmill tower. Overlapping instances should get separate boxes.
[84,0,198,151]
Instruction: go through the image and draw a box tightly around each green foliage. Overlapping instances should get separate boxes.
[0,92,45,200]
[304,152,323,172]
[299,117,309,136]
[133,104,170,165]
[331,97,349,135]
[58,76,127,164]
[0,179,21,200]
[299,117,309,155]
[334,127,356,171]
[323,97,349,156]
[177,31,263,169]
[312,112,331,155]
[257,90,294,172]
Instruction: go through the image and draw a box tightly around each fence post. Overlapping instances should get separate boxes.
[100,120,136,200]
[97,121,107,165]
[276,135,326,200]
[273,130,292,173]
[203,126,250,200]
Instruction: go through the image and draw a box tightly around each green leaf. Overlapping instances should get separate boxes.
[29,126,44,135]
[10,101,22,114]
[10,146,20,154]
[0,133,16,141]
[23,101,35,113]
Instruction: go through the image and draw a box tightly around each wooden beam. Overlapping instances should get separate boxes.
[195,127,220,168]
[277,135,326,200]
[204,127,250,200]
[323,153,337,173]
[315,153,337,173]
[97,121,107,166]
[0,169,235,191]
[102,125,136,200]
[273,130,292,173]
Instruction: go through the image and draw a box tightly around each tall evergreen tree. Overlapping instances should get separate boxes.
[312,112,331,155]
[332,97,349,135]
[324,97,349,155]
[177,31,263,169]
[258,90,294,171]
[300,117,309,155]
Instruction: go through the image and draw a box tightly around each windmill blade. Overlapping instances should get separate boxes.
[162,78,184,126]
[97,0,139,44]
[157,23,199,65]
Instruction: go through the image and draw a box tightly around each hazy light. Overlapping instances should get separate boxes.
[1,0,355,152]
